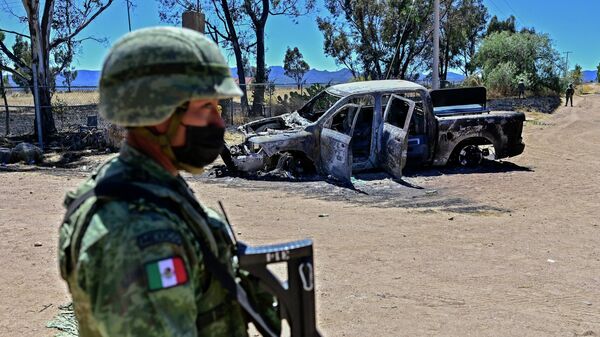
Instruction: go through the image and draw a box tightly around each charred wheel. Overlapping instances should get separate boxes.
[274,152,314,177]
[457,145,484,167]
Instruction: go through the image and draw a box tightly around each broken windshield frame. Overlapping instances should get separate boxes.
[297,91,341,122]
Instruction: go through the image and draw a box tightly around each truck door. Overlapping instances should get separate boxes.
[380,95,415,179]
[319,103,361,182]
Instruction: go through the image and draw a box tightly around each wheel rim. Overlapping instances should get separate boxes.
[459,145,483,166]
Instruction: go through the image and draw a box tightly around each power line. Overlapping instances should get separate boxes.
[487,0,506,17]
[488,0,526,29]
[499,0,525,27]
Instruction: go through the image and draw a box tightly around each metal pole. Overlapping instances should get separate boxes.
[563,51,573,77]
[432,0,440,90]
[31,62,43,149]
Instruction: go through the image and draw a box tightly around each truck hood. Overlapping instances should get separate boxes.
[239,112,311,136]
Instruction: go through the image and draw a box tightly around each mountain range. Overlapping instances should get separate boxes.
[5,67,466,87]
[6,67,597,87]
[582,71,598,83]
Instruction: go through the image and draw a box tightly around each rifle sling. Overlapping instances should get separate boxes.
[64,181,278,337]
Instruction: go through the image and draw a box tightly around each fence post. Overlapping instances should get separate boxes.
[269,83,272,117]
[32,63,44,150]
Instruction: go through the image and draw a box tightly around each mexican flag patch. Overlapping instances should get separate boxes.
[145,256,188,291]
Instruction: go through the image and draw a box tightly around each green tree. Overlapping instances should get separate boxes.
[318,0,435,80]
[474,31,563,95]
[571,64,583,85]
[283,47,310,90]
[596,63,600,83]
[485,15,516,36]
[61,68,78,92]
[318,0,487,81]
[437,0,488,80]
[10,36,33,90]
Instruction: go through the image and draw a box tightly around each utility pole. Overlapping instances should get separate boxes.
[563,51,573,77]
[432,0,440,89]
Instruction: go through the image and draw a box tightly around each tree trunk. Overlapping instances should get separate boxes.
[0,70,9,135]
[251,25,266,116]
[441,32,451,82]
[25,0,57,140]
[221,0,249,113]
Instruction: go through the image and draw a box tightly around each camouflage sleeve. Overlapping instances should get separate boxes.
[76,201,204,337]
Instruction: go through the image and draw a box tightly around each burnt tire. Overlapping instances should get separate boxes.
[457,145,483,167]
[275,152,312,177]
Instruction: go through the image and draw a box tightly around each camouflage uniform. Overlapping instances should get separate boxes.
[58,27,277,337]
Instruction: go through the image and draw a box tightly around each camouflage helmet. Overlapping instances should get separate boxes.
[99,26,242,126]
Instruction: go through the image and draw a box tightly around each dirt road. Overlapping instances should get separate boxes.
[1,94,599,336]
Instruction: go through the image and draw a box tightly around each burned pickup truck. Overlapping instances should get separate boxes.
[227,80,525,182]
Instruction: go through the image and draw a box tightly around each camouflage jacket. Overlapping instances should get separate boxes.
[59,144,251,337]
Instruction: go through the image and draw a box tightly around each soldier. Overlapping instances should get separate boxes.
[58,27,278,337]
[518,79,526,99]
[566,83,575,107]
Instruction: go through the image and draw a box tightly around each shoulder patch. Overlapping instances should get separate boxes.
[145,256,188,291]
[137,229,183,249]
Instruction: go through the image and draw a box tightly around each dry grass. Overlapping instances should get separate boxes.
[523,110,551,123]
[4,87,303,107]
[580,83,600,95]
[242,87,301,103]
[4,90,99,106]
[224,130,245,144]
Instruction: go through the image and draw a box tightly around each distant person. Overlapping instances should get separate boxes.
[518,80,526,99]
[566,83,575,107]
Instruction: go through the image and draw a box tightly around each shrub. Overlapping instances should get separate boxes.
[474,31,563,96]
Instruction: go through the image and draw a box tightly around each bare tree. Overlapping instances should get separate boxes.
[0,0,113,139]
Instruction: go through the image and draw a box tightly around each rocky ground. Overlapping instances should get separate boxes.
[1,93,599,336]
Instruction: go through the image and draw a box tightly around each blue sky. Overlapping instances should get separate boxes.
[1,0,598,71]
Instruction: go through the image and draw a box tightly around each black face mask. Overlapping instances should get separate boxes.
[172,124,225,168]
